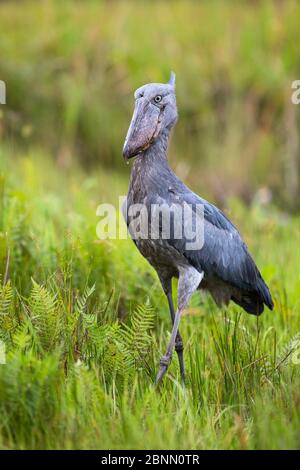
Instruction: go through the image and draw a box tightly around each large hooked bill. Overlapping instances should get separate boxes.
[123,98,162,160]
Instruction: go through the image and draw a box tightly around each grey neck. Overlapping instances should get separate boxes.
[131,128,171,173]
[127,127,181,201]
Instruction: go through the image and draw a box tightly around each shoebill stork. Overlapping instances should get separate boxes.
[122,73,273,384]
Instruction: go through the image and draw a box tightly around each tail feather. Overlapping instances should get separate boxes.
[257,276,274,310]
[232,294,264,316]
[232,276,273,316]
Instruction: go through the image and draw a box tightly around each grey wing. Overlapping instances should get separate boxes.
[167,190,273,314]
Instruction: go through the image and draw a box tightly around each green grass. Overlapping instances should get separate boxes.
[0,146,300,450]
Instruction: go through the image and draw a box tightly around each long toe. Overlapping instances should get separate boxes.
[155,366,167,385]
[155,355,171,385]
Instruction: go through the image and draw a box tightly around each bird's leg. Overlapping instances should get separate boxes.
[157,275,185,380]
[156,305,183,385]
[166,291,185,382]
[156,267,203,385]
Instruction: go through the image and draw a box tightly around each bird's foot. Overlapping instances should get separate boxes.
[155,354,172,385]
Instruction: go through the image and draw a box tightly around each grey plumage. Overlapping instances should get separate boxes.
[123,73,273,383]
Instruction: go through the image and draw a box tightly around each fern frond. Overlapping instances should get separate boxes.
[260,332,300,383]
[118,303,155,365]
[29,279,59,351]
[276,333,300,369]
[76,284,96,317]
[0,280,14,317]
[0,280,17,344]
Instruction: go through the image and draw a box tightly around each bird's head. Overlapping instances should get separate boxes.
[123,72,178,160]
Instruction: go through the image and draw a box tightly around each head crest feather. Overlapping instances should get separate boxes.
[168,71,176,88]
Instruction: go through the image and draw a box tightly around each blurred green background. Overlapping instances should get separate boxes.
[1,0,300,450]
[1,0,300,209]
